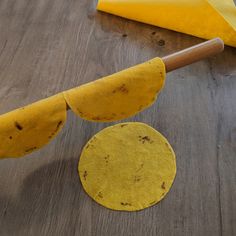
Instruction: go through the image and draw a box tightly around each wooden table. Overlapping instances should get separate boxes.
[0,1,235,235]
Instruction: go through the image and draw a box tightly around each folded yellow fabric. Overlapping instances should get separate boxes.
[97,0,236,48]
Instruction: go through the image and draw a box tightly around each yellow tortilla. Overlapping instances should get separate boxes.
[64,57,165,122]
[79,122,176,211]
[0,94,67,158]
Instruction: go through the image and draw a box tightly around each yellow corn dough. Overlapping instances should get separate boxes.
[64,57,165,122]
[79,122,176,211]
[97,0,236,48]
[0,94,67,158]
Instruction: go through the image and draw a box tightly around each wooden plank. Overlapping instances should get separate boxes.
[0,0,235,235]
[213,47,236,236]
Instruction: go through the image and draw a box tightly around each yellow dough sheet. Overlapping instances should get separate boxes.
[79,122,176,211]
[97,0,236,48]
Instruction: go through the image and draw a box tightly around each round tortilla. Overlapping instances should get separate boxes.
[79,122,176,211]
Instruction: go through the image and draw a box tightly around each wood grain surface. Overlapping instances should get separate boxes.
[0,0,235,235]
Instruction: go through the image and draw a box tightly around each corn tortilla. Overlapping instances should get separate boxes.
[0,94,67,158]
[79,122,176,211]
[64,57,165,122]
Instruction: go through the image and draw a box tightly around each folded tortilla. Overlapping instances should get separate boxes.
[64,57,165,122]
[0,94,67,158]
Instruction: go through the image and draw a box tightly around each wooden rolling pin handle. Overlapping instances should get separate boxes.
[162,38,224,72]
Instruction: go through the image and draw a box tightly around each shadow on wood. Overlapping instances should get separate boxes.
[0,159,91,235]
